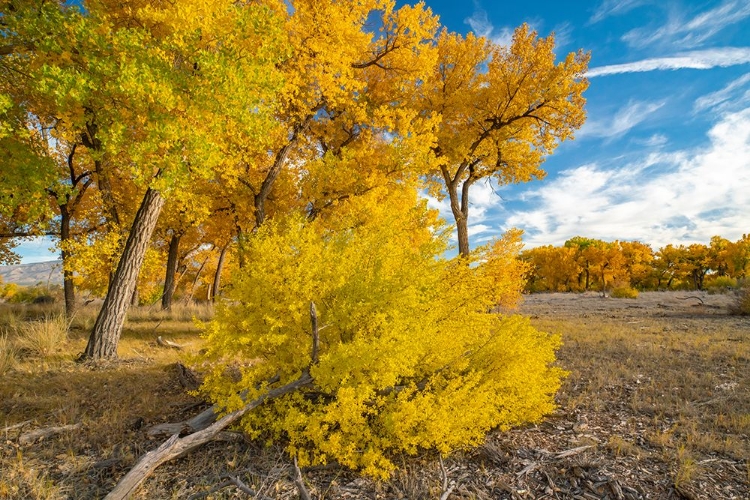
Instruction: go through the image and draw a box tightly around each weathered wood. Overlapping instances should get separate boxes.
[293,456,312,500]
[106,372,313,500]
[18,423,82,445]
[147,405,218,438]
[156,336,183,350]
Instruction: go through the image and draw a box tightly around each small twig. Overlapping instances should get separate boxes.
[438,455,456,500]
[293,456,312,500]
[554,445,594,459]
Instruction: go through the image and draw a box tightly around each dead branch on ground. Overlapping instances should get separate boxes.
[106,302,322,500]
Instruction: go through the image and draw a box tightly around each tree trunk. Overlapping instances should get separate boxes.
[455,215,470,257]
[84,188,165,360]
[161,232,181,310]
[130,286,139,307]
[59,205,76,318]
[212,244,228,302]
[445,175,474,257]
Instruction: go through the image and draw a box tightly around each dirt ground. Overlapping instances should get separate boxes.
[1,292,748,499]
[136,291,749,500]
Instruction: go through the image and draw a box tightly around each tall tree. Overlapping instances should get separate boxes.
[422,26,589,255]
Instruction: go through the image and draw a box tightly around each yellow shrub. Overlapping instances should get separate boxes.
[611,286,639,299]
[199,188,564,478]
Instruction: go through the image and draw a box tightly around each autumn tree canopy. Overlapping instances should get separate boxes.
[421,25,589,256]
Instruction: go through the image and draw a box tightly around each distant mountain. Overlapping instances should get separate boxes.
[0,261,64,287]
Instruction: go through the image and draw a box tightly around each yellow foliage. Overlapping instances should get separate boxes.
[611,286,639,299]
[200,188,564,477]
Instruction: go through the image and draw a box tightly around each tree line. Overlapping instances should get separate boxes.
[521,235,750,293]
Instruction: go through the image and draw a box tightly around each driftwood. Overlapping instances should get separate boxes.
[105,371,313,500]
[156,336,183,350]
[18,423,82,445]
[106,302,322,500]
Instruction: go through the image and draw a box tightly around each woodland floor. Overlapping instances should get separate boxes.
[1,292,748,499]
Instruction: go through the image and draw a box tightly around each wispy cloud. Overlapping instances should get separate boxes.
[693,73,750,113]
[464,7,513,46]
[504,107,750,249]
[580,100,665,139]
[589,0,648,24]
[587,48,750,77]
[622,0,750,49]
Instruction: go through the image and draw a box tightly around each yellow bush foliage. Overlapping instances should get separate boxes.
[611,286,639,299]
[199,188,564,477]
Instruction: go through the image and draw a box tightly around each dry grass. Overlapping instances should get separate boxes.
[0,294,747,499]
[0,333,17,375]
[15,314,70,359]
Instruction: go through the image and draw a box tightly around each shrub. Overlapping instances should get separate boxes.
[200,189,564,478]
[706,275,737,294]
[730,286,750,315]
[611,286,639,299]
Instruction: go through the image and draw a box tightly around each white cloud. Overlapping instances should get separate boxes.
[587,48,750,77]
[622,0,750,49]
[464,8,513,46]
[580,100,665,139]
[693,73,750,113]
[589,0,648,24]
[551,22,573,49]
[504,108,750,249]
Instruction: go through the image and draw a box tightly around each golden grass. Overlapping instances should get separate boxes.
[15,314,70,359]
[0,299,747,498]
[0,333,17,375]
[531,310,749,494]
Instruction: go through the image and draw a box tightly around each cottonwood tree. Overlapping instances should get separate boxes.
[0,0,288,358]
[421,26,589,256]
[215,0,439,266]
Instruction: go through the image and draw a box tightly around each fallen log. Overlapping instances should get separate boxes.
[105,371,313,500]
[19,423,82,445]
[106,302,322,500]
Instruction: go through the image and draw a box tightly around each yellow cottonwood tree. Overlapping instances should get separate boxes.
[1,0,288,357]
[423,25,589,255]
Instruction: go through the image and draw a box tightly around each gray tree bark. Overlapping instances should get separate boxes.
[211,243,228,302]
[84,188,165,360]
[161,232,181,310]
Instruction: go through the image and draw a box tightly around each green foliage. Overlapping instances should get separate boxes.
[705,275,737,293]
[611,286,639,299]
[200,189,564,477]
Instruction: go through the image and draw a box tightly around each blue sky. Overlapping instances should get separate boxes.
[419,0,750,251]
[13,0,750,263]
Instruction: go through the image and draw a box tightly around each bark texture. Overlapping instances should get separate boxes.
[161,232,181,310]
[211,244,228,302]
[84,188,165,359]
